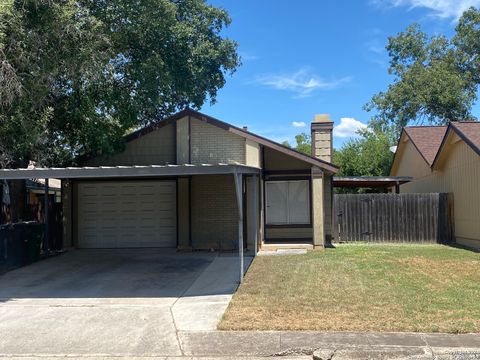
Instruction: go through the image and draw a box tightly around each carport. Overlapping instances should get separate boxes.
[0,163,260,283]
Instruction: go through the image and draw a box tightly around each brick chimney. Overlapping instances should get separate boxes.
[311,114,333,163]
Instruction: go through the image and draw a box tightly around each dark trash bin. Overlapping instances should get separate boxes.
[0,222,44,270]
[12,222,43,265]
[0,224,9,272]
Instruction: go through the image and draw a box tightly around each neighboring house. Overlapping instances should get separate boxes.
[26,179,61,205]
[390,122,480,249]
[0,109,338,253]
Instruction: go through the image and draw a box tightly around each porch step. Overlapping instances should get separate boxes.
[260,243,314,251]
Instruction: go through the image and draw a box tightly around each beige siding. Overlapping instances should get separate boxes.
[176,117,190,164]
[190,175,238,250]
[190,117,245,164]
[246,176,260,250]
[263,147,312,171]
[85,123,176,166]
[265,227,312,240]
[246,139,260,167]
[391,135,431,178]
[177,178,190,248]
[400,140,480,249]
[311,168,325,247]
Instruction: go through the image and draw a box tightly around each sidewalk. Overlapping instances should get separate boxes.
[1,331,479,359]
[178,331,480,357]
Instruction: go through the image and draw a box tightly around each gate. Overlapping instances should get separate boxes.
[333,193,454,243]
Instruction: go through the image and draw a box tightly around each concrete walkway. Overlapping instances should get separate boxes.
[171,254,253,331]
[0,331,479,358]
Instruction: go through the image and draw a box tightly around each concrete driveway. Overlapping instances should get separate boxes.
[0,249,251,357]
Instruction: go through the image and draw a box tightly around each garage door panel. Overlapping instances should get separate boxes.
[77,181,176,248]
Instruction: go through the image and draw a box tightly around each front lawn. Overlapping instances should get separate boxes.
[219,245,480,333]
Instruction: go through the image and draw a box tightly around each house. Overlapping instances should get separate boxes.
[390,121,480,250]
[0,109,338,258]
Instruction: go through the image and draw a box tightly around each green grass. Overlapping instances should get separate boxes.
[219,244,480,333]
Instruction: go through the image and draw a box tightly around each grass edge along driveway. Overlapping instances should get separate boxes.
[219,244,480,333]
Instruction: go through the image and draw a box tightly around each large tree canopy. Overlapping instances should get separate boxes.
[0,0,239,167]
[282,133,311,155]
[332,124,396,193]
[365,7,480,130]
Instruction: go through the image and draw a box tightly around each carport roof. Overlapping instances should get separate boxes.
[0,163,260,180]
[333,176,412,188]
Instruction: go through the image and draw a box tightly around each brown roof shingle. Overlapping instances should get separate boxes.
[451,122,480,155]
[404,126,447,166]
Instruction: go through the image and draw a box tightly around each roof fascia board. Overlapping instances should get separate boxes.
[82,108,339,173]
[0,165,260,180]
[432,123,480,169]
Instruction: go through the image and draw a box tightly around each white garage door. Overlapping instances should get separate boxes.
[77,181,176,248]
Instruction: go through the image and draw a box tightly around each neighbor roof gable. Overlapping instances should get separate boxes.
[403,126,447,166]
[432,121,480,168]
[125,108,339,173]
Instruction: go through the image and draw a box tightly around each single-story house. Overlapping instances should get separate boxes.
[0,109,338,258]
[390,121,480,249]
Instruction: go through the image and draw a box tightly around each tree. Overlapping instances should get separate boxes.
[365,7,480,130]
[0,0,240,168]
[282,133,311,155]
[333,124,396,192]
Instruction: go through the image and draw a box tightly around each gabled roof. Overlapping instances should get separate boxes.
[403,126,447,166]
[450,122,480,154]
[124,108,339,173]
[432,121,480,168]
[392,121,480,173]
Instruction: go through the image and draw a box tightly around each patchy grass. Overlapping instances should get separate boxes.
[219,245,480,333]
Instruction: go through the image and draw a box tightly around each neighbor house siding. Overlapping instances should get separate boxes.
[391,136,431,179]
[84,123,176,166]
[190,117,245,164]
[190,175,238,250]
[400,140,480,249]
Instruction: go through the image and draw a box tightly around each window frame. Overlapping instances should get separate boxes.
[264,179,312,227]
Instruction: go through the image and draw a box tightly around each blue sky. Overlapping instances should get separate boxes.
[201,0,480,149]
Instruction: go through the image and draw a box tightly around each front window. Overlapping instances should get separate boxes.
[265,180,310,225]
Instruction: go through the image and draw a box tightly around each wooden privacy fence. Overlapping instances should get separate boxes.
[333,193,454,243]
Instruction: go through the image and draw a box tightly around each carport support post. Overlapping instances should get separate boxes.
[44,178,49,253]
[233,171,244,283]
[252,175,258,253]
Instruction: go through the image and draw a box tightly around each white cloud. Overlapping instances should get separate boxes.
[255,68,352,98]
[375,0,480,20]
[292,121,306,128]
[239,51,258,61]
[333,118,368,138]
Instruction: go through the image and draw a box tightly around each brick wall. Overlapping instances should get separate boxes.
[190,118,246,164]
[313,131,332,163]
[191,175,238,250]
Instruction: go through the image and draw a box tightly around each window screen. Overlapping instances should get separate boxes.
[265,180,310,225]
